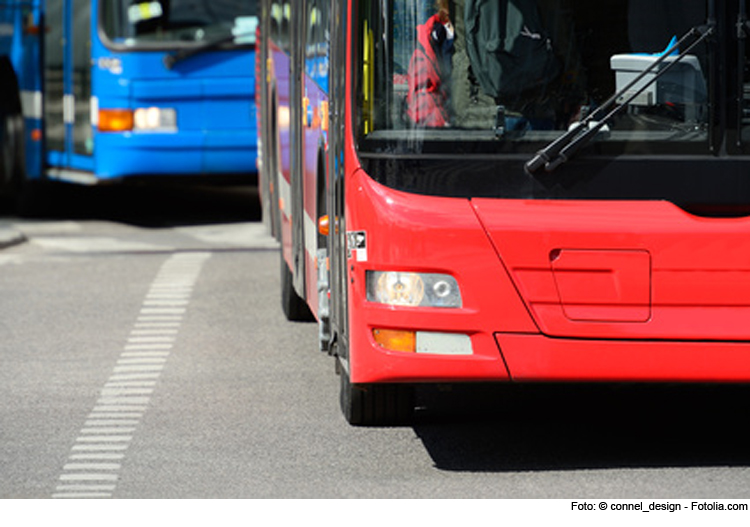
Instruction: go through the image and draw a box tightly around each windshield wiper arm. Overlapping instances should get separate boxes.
[163,32,254,70]
[525,23,714,175]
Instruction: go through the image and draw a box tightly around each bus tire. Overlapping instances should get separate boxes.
[0,114,13,192]
[280,253,315,322]
[339,364,415,426]
[0,112,39,216]
[0,112,21,190]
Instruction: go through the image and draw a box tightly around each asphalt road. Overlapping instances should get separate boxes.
[2,182,750,500]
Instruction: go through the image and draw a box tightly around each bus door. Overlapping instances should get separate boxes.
[289,0,307,300]
[44,0,93,180]
[327,0,348,359]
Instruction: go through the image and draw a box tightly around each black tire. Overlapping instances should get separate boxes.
[0,121,12,187]
[339,362,415,426]
[280,253,315,322]
[0,112,41,217]
[0,112,19,193]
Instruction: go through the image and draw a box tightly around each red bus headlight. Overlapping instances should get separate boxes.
[366,271,462,308]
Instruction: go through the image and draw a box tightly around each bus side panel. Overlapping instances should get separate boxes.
[268,46,293,269]
[256,22,271,233]
[301,83,328,317]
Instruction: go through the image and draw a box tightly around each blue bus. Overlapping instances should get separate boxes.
[0,0,257,207]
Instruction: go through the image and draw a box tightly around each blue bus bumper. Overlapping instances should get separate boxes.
[94,129,258,180]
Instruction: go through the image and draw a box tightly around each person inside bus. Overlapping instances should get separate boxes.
[450,0,585,131]
[405,0,455,127]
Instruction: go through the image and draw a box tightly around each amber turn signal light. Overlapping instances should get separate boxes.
[318,215,330,236]
[98,109,134,132]
[372,329,416,353]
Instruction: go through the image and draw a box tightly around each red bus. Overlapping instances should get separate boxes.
[258,0,750,425]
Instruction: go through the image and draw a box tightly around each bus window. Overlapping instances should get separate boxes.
[357,0,709,157]
[305,0,329,91]
[74,0,92,155]
[44,0,65,152]
[269,0,290,51]
[100,0,258,45]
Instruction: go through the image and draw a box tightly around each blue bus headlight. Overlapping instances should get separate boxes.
[133,107,177,132]
[366,271,462,308]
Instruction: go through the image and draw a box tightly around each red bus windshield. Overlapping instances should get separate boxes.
[356,0,710,154]
[353,0,750,214]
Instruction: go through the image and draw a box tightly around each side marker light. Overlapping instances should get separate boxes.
[318,215,330,236]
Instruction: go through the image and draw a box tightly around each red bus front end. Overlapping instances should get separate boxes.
[333,0,750,423]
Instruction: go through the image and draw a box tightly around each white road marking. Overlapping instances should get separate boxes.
[176,222,279,249]
[69,454,126,460]
[32,237,170,253]
[53,252,211,498]
[71,444,130,451]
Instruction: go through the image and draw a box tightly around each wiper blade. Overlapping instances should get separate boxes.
[163,32,254,70]
[525,24,714,175]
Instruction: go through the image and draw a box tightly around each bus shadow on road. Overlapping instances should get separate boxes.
[3,181,261,228]
[412,383,750,472]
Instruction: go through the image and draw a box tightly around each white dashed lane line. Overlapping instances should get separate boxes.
[52,252,211,498]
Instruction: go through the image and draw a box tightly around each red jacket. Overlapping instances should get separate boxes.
[406,14,450,127]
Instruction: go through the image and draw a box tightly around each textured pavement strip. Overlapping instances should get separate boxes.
[52,252,211,498]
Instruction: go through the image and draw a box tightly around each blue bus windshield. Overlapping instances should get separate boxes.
[101,0,257,45]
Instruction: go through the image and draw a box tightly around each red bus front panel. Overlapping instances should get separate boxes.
[345,170,750,385]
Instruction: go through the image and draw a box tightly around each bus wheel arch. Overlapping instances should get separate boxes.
[280,250,315,322]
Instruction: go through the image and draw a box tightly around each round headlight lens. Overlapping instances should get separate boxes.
[375,272,425,306]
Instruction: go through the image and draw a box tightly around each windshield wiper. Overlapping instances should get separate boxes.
[163,32,254,70]
[525,23,714,175]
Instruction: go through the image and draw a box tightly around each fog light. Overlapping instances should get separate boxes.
[416,332,473,355]
[366,271,461,308]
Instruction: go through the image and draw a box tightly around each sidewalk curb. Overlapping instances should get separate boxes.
[0,224,26,249]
